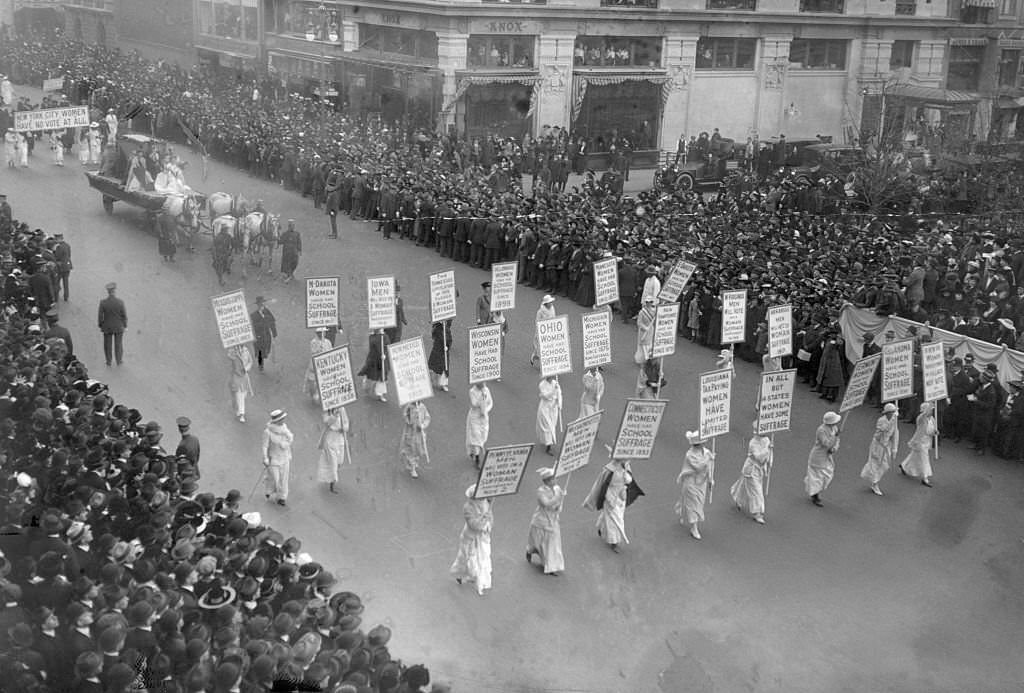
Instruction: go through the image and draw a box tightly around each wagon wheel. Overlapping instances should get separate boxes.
[102,196,114,215]
[677,172,695,191]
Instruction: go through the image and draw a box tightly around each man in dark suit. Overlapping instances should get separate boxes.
[250,296,277,372]
[97,281,126,366]
[29,259,54,313]
[43,307,73,355]
[968,367,999,455]
[324,168,342,239]
[175,416,201,477]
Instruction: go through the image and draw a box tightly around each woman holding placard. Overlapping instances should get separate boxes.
[730,422,772,524]
[450,484,493,596]
[899,401,936,487]
[579,366,604,418]
[805,411,842,507]
[357,328,390,402]
[583,458,635,553]
[526,467,565,575]
[303,328,333,403]
[536,375,562,455]
[465,382,493,468]
[677,431,715,540]
[860,402,899,496]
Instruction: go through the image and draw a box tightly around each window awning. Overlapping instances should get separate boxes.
[963,0,997,7]
[887,83,979,104]
[950,37,990,46]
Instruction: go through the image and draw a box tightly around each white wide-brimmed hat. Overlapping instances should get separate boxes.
[685,430,705,445]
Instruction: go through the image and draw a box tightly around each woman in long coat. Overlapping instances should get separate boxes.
[317,407,349,494]
[899,401,936,487]
[465,382,493,468]
[357,328,390,402]
[676,431,715,540]
[400,401,431,478]
[450,484,493,596]
[530,296,556,365]
[536,375,562,454]
[579,366,604,418]
[860,402,899,496]
[583,458,633,553]
[730,421,772,524]
[526,468,565,575]
[428,319,453,391]
[815,332,846,402]
[805,411,842,506]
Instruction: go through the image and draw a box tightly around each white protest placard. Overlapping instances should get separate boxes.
[839,354,882,413]
[757,370,796,434]
[387,337,433,406]
[554,411,603,476]
[468,323,502,383]
[211,290,254,349]
[592,258,619,307]
[651,303,681,359]
[881,340,915,402]
[313,345,357,411]
[767,305,793,359]
[14,106,88,132]
[474,444,534,499]
[699,369,733,440]
[490,262,517,311]
[42,78,64,93]
[921,342,949,403]
[720,289,747,345]
[581,310,612,368]
[367,276,396,330]
[611,399,668,460]
[537,314,572,377]
[658,260,697,304]
[429,270,457,323]
[305,276,340,330]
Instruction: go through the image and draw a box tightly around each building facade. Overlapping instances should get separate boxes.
[63,0,195,66]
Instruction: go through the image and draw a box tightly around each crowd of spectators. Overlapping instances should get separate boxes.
[4,34,1024,460]
[0,201,443,691]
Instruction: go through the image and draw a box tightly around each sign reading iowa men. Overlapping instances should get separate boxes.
[313,345,357,411]
[658,260,697,304]
[305,277,340,330]
[720,290,747,345]
[367,276,397,330]
[387,337,433,406]
[490,262,517,311]
[211,289,254,349]
[474,444,534,499]
[429,270,457,323]
[592,258,619,307]
[611,399,668,460]
[537,314,572,377]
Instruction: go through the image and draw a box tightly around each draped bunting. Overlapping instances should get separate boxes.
[440,73,543,118]
[838,305,1024,389]
[570,73,672,124]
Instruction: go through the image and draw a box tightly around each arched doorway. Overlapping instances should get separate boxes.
[97,22,107,47]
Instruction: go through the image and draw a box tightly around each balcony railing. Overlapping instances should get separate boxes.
[707,0,757,8]
[600,0,659,7]
[895,2,917,13]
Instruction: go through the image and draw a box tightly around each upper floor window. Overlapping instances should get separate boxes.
[198,0,259,41]
[573,37,663,67]
[947,45,984,91]
[361,25,438,61]
[960,0,994,24]
[999,49,1020,87]
[895,1,917,14]
[695,37,757,70]
[799,0,844,12]
[468,36,535,69]
[600,0,659,7]
[788,38,847,70]
[1001,0,1017,14]
[890,40,915,70]
[706,0,757,9]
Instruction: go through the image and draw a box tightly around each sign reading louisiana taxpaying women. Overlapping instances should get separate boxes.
[305,277,340,330]
[699,368,733,440]
[211,289,254,349]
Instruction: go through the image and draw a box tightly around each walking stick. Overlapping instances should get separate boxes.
[344,431,353,465]
[708,438,716,504]
[247,466,267,502]
[419,405,431,466]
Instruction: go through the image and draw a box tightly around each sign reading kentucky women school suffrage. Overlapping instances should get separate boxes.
[313,345,357,411]
[211,290,254,349]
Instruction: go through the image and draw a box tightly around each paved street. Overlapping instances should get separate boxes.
[5,138,1024,693]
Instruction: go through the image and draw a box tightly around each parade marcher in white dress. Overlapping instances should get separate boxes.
[640,265,661,305]
[583,458,639,553]
[579,366,605,418]
[399,400,431,478]
[676,431,715,540]
[77,128,89,165]
[303,329,334,403]
[227,344,253,422]
[899,401,936,487]
[87,123,102,165]
[317,407,349,494]
[730,422,772,524]
[536,375,562,454]
[526,468,565,575]
[16,131,28,168]
[3,130,16,168]
[634,298,656,363]
[805,411,842,506]
[860,402,900,496]
[104,109,118,145]
[0,75,13,106]
[450,484,493,596]
[465,382,493,468]
[261,409,294,506]
[530,295,556,366]
[49,130,65,166]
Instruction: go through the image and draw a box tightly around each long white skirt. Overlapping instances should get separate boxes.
[804,458,834,496]
[450,528,492,594]
[527,524,564,574]
[596,495,628,545]
[730,469,765,516]
[900,444,932,480]
[317,441,345,483]
[675,478,707,524]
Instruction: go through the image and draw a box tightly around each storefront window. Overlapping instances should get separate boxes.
[947,45,984,91]
[999,49,1020,87]
[198,0,259,40]
[575,81,660,151]
[695,37,756,70]
[360,25,438,61]
[467,36,535,69]
[799,0,844,12]
[464,83,533,140]
[269,1,341,40]
[573,37,662,68]
[788,39,847,70]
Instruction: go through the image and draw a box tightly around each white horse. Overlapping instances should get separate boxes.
[207,192,251,220]
[160,193,203,251]
[239,212,280,280]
